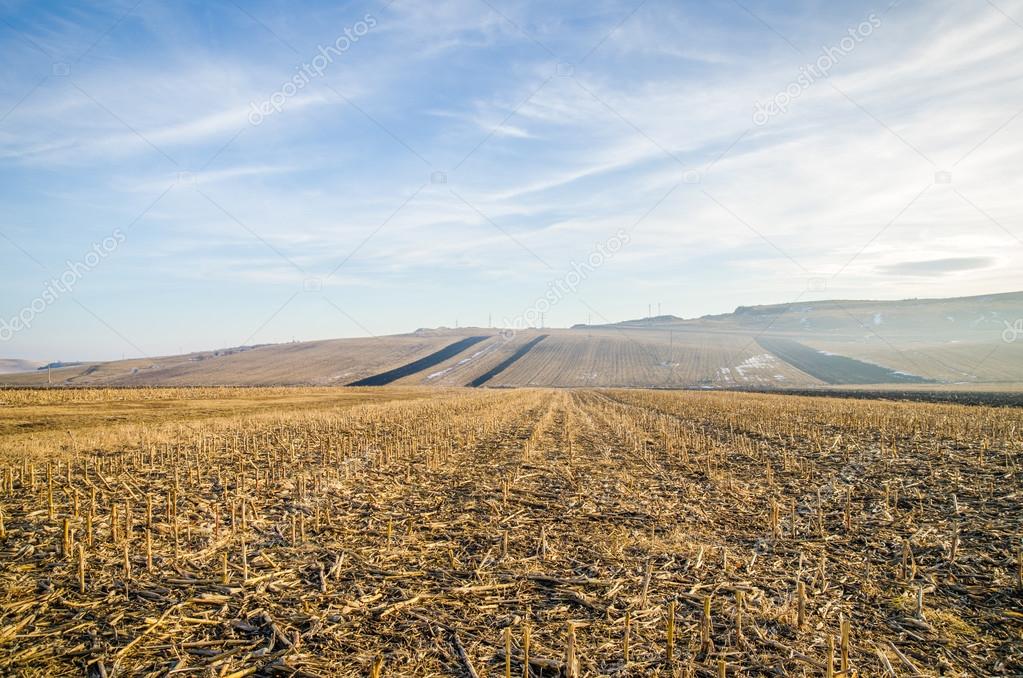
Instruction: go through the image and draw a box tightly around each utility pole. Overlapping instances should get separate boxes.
[47,364,51,385]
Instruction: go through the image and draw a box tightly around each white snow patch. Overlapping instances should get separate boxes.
[733,354,780,381]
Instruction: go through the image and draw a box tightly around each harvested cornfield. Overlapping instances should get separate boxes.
[0,387,1020,676]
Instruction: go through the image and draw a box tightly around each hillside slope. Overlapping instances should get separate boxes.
[2,292,1020,389]
[0,332,496,387]
[0,360,43,374]
[578,291,1023,386]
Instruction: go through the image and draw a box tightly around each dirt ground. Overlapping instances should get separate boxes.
[0,387,1020,676]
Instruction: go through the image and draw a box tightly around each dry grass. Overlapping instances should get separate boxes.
[805,339,1023,385]
[0,387,1020,676]
[457,330,816,389]
[0,386,436,437]
[0,333,489,388]
[4,321,1020,390]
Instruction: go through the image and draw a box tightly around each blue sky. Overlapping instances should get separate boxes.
[1,0,1021,360]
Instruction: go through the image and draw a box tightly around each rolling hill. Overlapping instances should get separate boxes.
[0,359,43,374]
[2,291,1021,389]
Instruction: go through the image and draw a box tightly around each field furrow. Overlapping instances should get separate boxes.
[0,387,1019,676]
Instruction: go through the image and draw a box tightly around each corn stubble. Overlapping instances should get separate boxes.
[0,387,1020,676]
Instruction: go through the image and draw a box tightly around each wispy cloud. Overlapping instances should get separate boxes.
[878,257,997,277]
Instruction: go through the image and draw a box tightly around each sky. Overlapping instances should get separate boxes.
[0,0,1021,361]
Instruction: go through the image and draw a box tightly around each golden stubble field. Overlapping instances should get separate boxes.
[0,386,1020,676]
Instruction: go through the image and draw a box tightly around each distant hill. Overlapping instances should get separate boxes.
[0,359,43,374]
[588,291,1023,339]
[2,292,1020,389]
[573,315,683,328]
